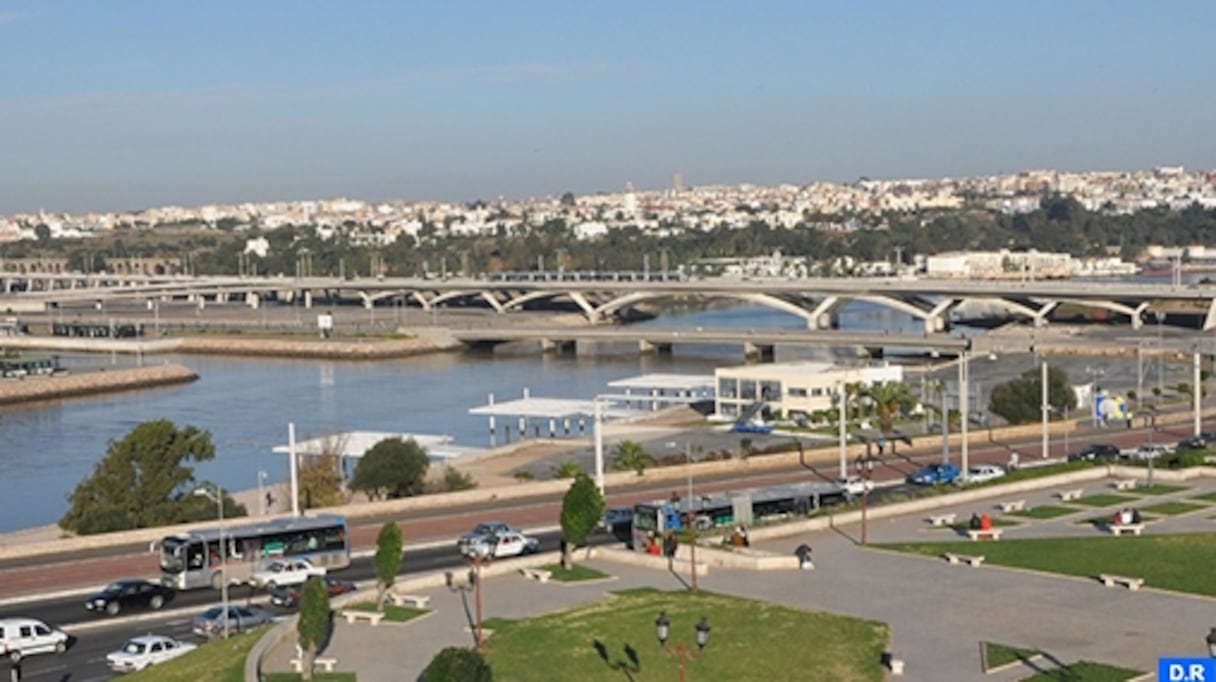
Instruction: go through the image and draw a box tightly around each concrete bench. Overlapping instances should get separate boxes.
[1099,573,1144,590]
[1057,488,1084,502]
[519,567,552,583]
[291,657,338,673]
[927,513,957,527]
[1108,523,1145,536]
[1112,479,1137,491]
[386,593,430,609]
[998,500,1026,513]
[943,552,985,567]
[341,609,385,626]
[967,529,1003,542]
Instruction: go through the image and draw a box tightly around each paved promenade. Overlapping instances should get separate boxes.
[262,476,1216,681]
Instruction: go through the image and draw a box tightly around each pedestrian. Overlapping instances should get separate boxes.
[794,544,814,570]
[969,513,981,530]
[1008,451,1020,471]
[663,531,678,560]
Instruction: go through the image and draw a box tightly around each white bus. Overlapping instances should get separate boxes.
[159,514,351,591]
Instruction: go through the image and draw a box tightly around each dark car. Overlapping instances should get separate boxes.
[269,576,357,608]
[84,579,175,616]
[1177,436,1208,451]
[1067,443,1121,462]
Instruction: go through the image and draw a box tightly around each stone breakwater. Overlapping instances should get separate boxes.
[0,363,199,407]
[173,330,461,359]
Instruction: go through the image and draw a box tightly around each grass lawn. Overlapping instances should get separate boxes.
[266,671,355,675]
[346,600,429,623]
[1071,494,1137,507]
[483,588,888,681]
[1016,660,1143,681]
[123,626,269,682]
[877,533,1216,597]
[1007,505,1078,520]
[1190,491,1216,503]
[983,641,1040,669]
[540,563,612,582]
[1139,501,1208,516]
[1131,484,1188,495]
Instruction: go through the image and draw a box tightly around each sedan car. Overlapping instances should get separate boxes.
[1067,443,1121,462]
[906,463,960,486]
[191,605,276,638]
[965,464,1007,484]
[461,530,540,559]
[249,558,326,590]
[269,576,357,608]
[456,521,519,553]
[833,476,875,496]
[106,634,196,673]
[85,579,175,616]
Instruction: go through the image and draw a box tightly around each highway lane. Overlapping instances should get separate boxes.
[0,417,1192,603]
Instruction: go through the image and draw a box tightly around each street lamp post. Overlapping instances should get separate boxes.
[668,441,699,592]
[446,554,487,650]
[856,454,877,546]
[193,484,229,639]
[257,470,269,516]
[655,612,711,682]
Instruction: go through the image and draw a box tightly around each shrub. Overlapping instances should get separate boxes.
[422,646,493,682]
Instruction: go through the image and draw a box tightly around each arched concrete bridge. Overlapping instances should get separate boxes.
[3,274,1215,331]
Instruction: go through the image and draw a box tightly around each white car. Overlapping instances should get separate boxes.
[106,634,197,673]
[0,617,69,663]
[966,464,1007,484]
[1133,443,1173,460]
[249,558,326,590]
[833,476,875,496]
[461,530,540,559]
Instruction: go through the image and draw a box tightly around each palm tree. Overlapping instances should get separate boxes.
[612,440,654,475]
[860,381,917,439]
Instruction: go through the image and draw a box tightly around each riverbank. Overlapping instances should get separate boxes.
[0,363,199,407]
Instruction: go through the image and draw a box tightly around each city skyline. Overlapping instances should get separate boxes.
[2,0,1214,213]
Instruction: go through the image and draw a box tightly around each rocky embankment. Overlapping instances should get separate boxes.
[0,363,200,406]
[174,330,462,359]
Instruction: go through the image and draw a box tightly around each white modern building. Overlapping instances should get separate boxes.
[714,361,904,421]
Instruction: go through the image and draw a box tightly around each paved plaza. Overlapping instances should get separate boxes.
[264,475,1216,681]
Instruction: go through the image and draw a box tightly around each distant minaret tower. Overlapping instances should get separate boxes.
[623,181,637,216]
[672,171,684,192]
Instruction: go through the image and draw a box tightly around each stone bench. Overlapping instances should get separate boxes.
[519,567,552,583]
[967,528,1003,542]
[1099,573,1144,590]
[385,593,430,609]
[926,513,957,527]
[1057,488,1084,502]
[998,500,1026,513]
[291,657,338,673]
[1108,523,1145,536]
[943,552,985,567]
[341,609,385,626]
[1112,479,1137,491]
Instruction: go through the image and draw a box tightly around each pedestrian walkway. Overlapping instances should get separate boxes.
[264,475,1216,681]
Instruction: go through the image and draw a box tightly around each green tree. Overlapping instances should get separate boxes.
[988,365,1073,425]
[296,576,331,681]
[860,381,917,437]
[298,453,345,509]
[440,465,477,492]
[559,473,605,570]
[349,437,430,499]
[422,646,493,682]
[612,440,654,475]
[59,420,221,534]
[373,522,403,609]
[551,460,583,479]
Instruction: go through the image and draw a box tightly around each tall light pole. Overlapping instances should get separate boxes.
[856,454,876,546]
[1156,311,1166,398]
[655,612,711,682]
[960,350,970,477]
[445,555,487,651]
[667,440,698,592]
[1041,357,1049,459]
[193,484,229,639]
[257,470,269,516]
[1194,348,1202,437]
[837,381,848,478]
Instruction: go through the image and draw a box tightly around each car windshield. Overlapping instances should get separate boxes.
[122,641,146,655]
[202,607,223,619]
[102,582,125,593]
[267,562,285,572]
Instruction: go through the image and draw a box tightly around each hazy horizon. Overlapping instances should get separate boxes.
[3,1,1214,214]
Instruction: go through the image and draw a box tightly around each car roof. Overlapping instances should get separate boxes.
[0,617,48,626]
[126,634,172,644]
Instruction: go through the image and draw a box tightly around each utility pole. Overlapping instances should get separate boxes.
[1041,358,1049,459]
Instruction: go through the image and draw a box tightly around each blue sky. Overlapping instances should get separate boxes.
[2,1,1214,213]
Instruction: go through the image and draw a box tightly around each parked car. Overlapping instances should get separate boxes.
[106,634,197,673]
[906,463,960,486]
[965,464,1007,484]
[1131,443,1173,460]
[833,476,875,496]
[249,558,326,590]
[1177,436,1208,451]
[191,605,276,638]
[269,576,357,608]
[457,521,519,553]
[461,530,540,559]
[84,578,175,616]
[1067,443,1121,462]
[0,617,69,663]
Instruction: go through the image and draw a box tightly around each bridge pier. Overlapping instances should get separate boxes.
[743,342,775,362]
[540,338,576,354]
[638,340,673,355]
[246,292,260,309]
[304,291,313,309]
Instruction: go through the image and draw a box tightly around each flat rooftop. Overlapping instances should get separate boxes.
[607,373,716,391]
[272,431,480,462]
[468,396,642,419]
